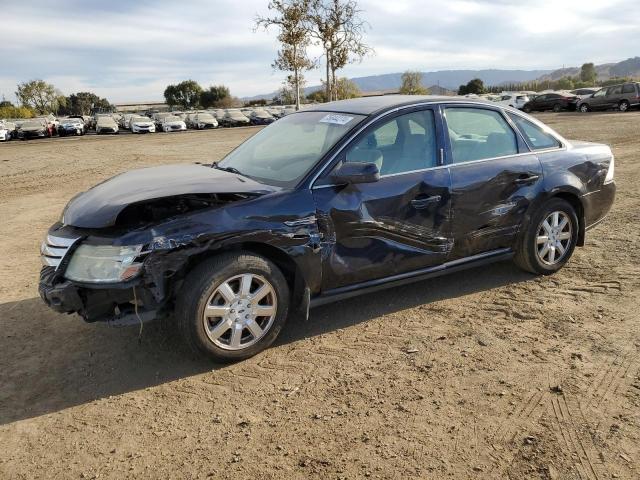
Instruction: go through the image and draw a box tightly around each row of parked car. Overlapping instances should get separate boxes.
[484,81,640,113]
[0,105,298,141]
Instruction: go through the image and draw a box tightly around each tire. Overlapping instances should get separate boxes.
[523,105,532,113]
[618,100,630,112]
[579,103,590,113]
[552,103,562,112]
[514,198,579,275]
[175,252,290,362]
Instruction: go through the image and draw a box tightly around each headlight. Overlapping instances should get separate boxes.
[65,244,144,283]
[604,156,614,184]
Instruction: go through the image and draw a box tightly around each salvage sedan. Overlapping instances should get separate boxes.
[130,116,156,134]
[0,121,11,141]
[58,118,85,136]
[95,116,119,134]
[160,115,187,132]
[39,96,615,361]
[18,119,52,139]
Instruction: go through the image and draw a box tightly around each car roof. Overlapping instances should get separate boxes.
[303,95,501,116]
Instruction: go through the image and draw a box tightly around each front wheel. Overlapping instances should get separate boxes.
[579,104,590,113]
[176,252,290,362]
[523,105,532,113]
[514,198,578,275]
[552,103,562,112]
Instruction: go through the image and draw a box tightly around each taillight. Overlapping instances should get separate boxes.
[604,156,615,184]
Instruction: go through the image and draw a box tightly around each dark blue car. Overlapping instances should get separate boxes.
[39,96,615,361]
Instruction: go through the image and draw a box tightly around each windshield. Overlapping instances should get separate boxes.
[219,111,365,187]
[131,116,150,122]
[164,116,181,122]
[198,114,215,121]
[23,121,44,128]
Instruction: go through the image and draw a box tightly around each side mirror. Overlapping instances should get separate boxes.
[331,162,380,185]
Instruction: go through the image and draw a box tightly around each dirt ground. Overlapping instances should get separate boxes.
[1,114,639,480]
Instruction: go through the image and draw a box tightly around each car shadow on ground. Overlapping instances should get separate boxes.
[0,261,532,425]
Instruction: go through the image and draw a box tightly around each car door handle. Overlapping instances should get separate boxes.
[514,174,540,185]
[411,195,441,209]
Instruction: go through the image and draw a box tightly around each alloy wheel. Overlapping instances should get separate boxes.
[536,211,572,265]
[202,273,277,350]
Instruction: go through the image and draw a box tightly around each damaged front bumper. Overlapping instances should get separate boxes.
[38,265,160,326]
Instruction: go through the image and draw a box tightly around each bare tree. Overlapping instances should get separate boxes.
[309,0,372,101]
[256,0,314,110]
[399,71,429,95]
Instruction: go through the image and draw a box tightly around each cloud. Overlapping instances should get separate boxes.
[1,0,638,103]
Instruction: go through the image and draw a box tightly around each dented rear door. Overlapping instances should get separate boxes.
[442,105,543,260]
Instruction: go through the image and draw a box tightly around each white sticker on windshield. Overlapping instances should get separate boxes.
[319,114,354,125]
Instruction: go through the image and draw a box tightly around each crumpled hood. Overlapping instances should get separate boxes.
[62,164,279,228]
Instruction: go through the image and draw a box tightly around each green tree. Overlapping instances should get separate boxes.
[164,80,203,109]
[334,77,361,99]
[458,78,484,95]
[306,89,327,103]
[0,105,34,119]
[0,100,13,108]
[200,85,231,108]
[68,92,112,115]
[15,80,61,113]
[399,70,429,95]
[256,0,315,111]
[554,76,574,90]
[580,63,597,84]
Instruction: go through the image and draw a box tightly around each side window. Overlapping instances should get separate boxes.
[621,84,635,94]
[593,89,606,97]
[445,107,518,163]
[344,110,437,176]
[373,120,398,147]
[608,86,622,95]
[508,113,561,150]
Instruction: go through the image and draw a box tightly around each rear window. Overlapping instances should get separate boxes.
[508,113,561,150]
[621,84,636,94]
[445,107,518,163]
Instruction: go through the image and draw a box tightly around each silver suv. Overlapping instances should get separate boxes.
[578,82,640,112]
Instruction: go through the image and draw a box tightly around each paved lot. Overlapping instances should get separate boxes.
[1,113,639,479]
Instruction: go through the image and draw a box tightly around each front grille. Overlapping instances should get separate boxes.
[41,234,79,269]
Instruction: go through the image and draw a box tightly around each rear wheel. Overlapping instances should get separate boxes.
[176,252,290,362]
[523,105,532,113]
[618,100,630,112]
[579,103,590,113]
[552,103,563,112]
[514,198,578,275]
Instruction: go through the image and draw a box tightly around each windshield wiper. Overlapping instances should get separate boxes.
[212,162,244,176]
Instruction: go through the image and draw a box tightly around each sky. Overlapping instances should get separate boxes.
[1,0,638,103]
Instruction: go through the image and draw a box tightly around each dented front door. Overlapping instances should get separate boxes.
[312,168,452,290]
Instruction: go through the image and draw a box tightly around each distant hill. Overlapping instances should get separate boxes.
[243,57,640,101]
[538,57,640,81]
[243,68,552,100]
